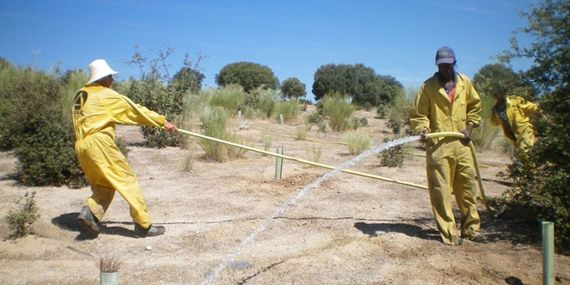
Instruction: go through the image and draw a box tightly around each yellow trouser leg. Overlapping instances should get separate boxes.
[426,141,459,245]
[453,145,480,239]
[77,138,152,228]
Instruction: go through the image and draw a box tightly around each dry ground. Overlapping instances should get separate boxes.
[0,108,569,285]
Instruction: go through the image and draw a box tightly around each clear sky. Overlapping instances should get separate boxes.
[1,0,535,101]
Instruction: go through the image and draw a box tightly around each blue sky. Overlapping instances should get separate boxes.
[1,0,535,101]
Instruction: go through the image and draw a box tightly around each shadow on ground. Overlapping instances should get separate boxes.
[51,212,137,240]
[354,219,440,242]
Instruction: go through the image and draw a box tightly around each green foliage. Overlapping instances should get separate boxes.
[321,94,356,132]
[381,88,413,135]
[0,63,86,187]
[209,84,245,116]
[344,131,371,155]
[198,106,246,162]
[312,63,403,107]
[273,99,300,123]
[470,93,500,151]
[5,191,40,238]
[281,77,306,99]
[243,86,277,118]
[170,66,204,95]
[215,61,278,92]
[124,49,203,148]
[473,63,535,99]
[501,0,570,253]
[378,138,406,168]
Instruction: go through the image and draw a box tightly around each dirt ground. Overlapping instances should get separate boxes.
[0,108,569,285]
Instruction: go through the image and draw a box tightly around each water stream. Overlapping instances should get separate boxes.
[199,135,421,284]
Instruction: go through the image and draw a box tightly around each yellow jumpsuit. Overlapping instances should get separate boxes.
[72,84,166,228]
[491,96,539,152]
[410,73,482,245]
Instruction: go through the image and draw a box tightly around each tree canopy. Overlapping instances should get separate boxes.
[280,77,306,99]
[311,63,403,106]
[169,66,205,95]
[215,62,278,92]
[473,63,534,99]
[502,0,570,253]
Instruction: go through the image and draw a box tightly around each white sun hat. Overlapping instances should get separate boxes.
[87,59,118,84]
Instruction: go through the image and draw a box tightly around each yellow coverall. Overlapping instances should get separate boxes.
[491,96,539,151]
[410,73,482,245]
[72,84,166,228]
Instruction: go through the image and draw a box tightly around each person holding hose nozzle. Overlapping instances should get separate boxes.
[410,47,486,245]
[72,59,177,238]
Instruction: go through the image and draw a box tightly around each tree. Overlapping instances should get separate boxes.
[501,0,570,253]
[215,62,278,92]
[311,63,402,106]
[281,77,306,99]
[170,66,204,95]
[473,63,534,99]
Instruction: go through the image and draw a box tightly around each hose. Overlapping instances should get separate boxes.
[122,96,490,210]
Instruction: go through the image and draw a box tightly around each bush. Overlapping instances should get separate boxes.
[378,138,406,168]
[198,106,246,162]
[344,131,371,155]
[5,191,40,238]
[382,89,413,135]
[0,65,86,187]
[209,84,245,116]
[273,99,300,123]
[321,94,355,132]
[243,86,276,118]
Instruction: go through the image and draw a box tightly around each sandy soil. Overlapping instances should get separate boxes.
[0,108,569,285]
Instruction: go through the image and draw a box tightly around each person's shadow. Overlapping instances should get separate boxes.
[51,212,136,240]
[354,220,440,241]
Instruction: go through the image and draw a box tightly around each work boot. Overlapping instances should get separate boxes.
[467,234,487,244]
[134,224,165,238]
[77,206,99,235]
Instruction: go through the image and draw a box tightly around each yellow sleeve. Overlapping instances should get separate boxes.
[101,91,166,127]
[465,80,482,127]
[409,84,431,133]
[518,98,539,117]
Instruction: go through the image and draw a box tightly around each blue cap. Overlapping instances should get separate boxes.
[435,46,456,65]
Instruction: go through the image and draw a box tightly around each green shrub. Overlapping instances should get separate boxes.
[243,86,276,118]
[321,94,355,132]
[5,191,40,238]
[121,79,184,148]
[273,99,300,123]
[382,90,413,135]
[198,106,246,162]
[0,65,86,187]
[344,131,371,155]
[378,138,407,168]
[209,84,245,116]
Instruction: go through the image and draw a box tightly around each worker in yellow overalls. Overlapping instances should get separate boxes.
[73,59,177,237]
[410,47,485,245]
[491,93,539,152]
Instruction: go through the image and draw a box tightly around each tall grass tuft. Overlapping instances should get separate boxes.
[199,106,230,162]
[208,84,245,117]
[344,131,371,155]
[198,106,246,162]
[321,94,355,132]
[273,99,300,123]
